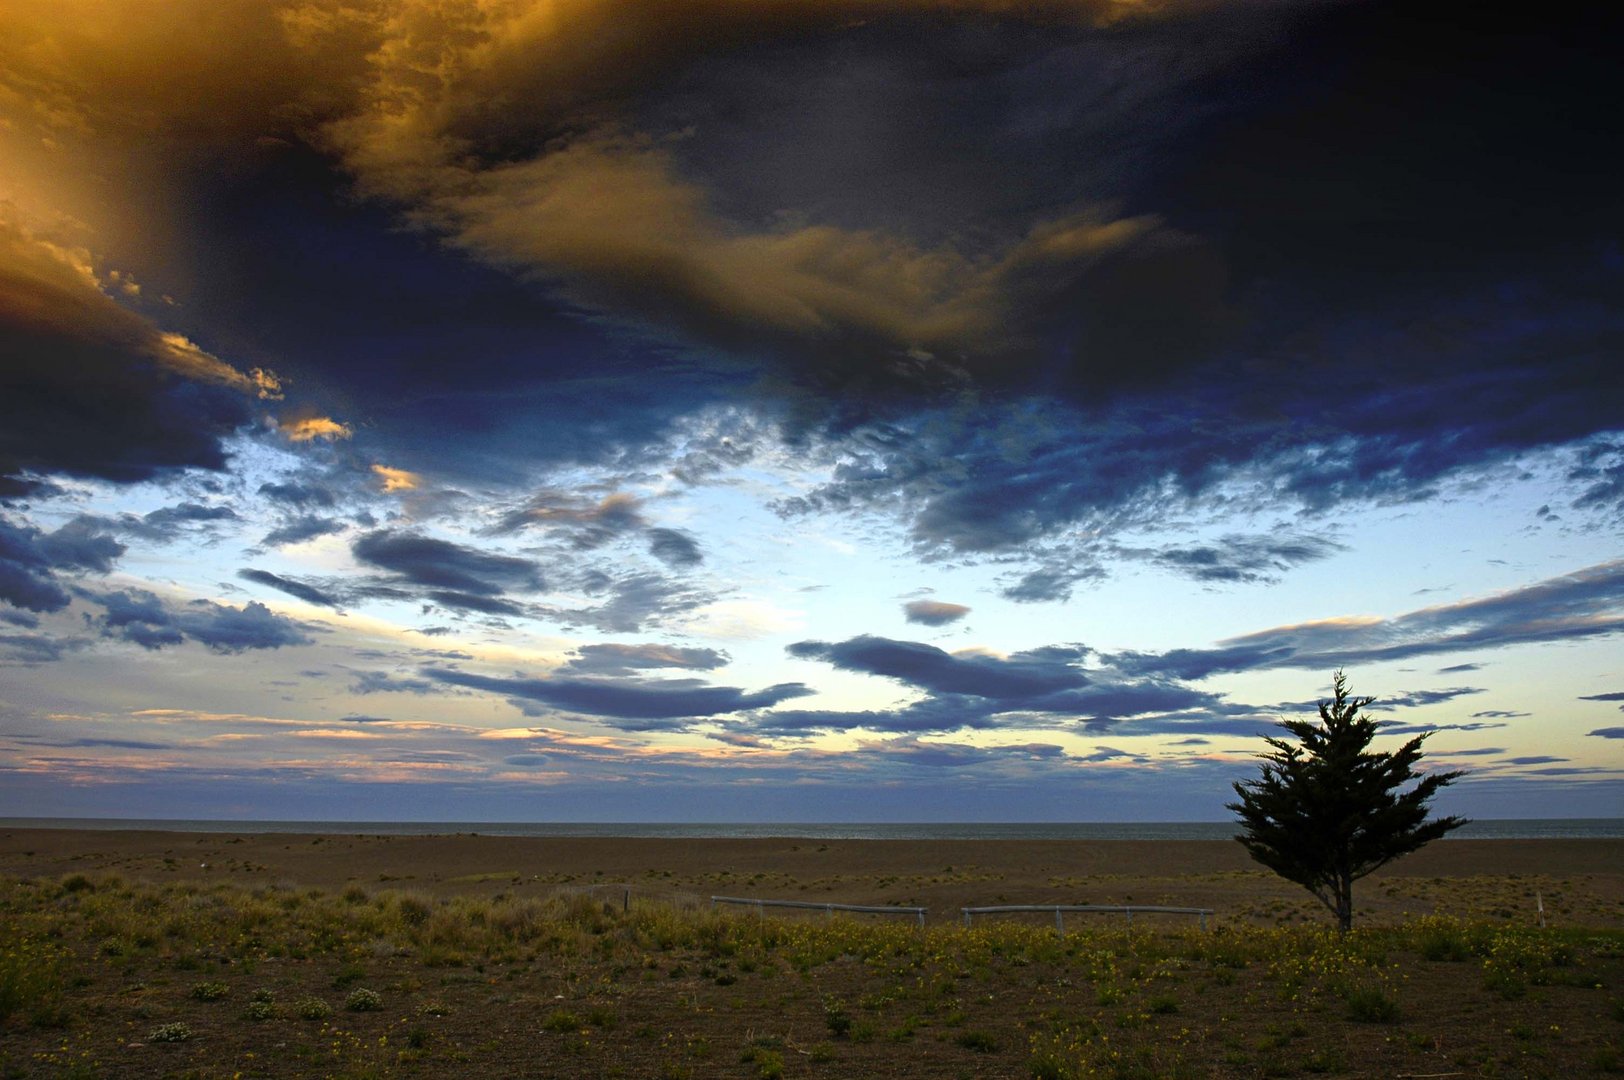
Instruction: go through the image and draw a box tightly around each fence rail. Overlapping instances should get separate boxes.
[961,904,1212,933]
[712,895,927,928]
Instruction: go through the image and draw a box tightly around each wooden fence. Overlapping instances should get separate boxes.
[711,895,927,928]
[960,904,1212,933]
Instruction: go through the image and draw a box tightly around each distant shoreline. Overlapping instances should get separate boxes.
[2,817,1620,840]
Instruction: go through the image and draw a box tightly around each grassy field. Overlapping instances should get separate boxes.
[2,871,1621,1079]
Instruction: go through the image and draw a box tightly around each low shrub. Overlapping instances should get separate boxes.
[345,987,383,1011]
[295,996,331,1020]
[1344,985,1401,1023]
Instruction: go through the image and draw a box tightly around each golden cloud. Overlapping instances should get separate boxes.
[3,0,1225,369]
[319,2,1173,359]
[280,415,355,442]
[0,209,281,396]
[371,463,422,492]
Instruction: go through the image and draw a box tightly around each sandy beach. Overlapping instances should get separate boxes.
[4,828,1620,927]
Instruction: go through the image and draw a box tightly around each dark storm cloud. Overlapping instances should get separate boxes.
[646,528,703,569]
[561,643,728,676]
[261,516,347,548]
[0,214,272,496]
[237,568,346,610]
[787,635,1088,700]
[33,505,238,549]
[9,734,173,751]
[854,736,1071,771]
[743,696,1017,737]
[30,518,124,573]
[1588,727,1624,739]
[1579,692,1624,702]
[1099,560,1624,675]
[741,2,1621,560]
[0,630,83,664]
[0,515,124,613]
[1366,687,1484,711]
[556,572,713,634]
[0,328,258,498]
[1570,440,1624,511]
[88,587,311,653]
[489,491,646,544]
[1131,533,1344,585]
[423,667,812,726]
[142,503,240,533]
[903,600,970,626]
[351,530,544,597]
[492,492,705,578]
[772,634,1228,736]
[999,564,1103,604]
[426,590,529,617]
[1105,643,1295,682]
[3,1,1617,560]
[1379,721,1507,736]
[348,670,440,696]
[257,481,337,509]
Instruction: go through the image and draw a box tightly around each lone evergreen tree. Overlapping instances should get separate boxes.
[1228,671,1467,931]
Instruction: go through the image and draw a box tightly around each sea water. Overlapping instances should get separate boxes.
[2,818,1620,840]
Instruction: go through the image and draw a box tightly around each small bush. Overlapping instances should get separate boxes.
[957,1030,1002,1053]
[742,1048,785,1079]
[1345,985,1401,1024]
[345,987,383,1012]
[148,1021,194,1043]
[295,996,331,1020]
[0,936,63,1021]
[189,980,229,1001]
[824,998,853,1038]
[1415,918,1477,962]
[1147,994,1180,1015]
[543,1009,583,1033]
[243,1000,277,1022]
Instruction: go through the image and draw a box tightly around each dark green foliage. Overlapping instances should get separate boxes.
[1229,671,1467,931]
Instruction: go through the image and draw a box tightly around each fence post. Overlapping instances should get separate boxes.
[917,909,925,930]
[623,888,629,913]
[1199,911,1206,932]
[963,910,972,929]
[1054,908,1064,936]
[1126,908,1132,926]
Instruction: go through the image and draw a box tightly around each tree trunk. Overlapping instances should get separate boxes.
[1335,874,1353,933]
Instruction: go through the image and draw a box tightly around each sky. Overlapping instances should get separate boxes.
[1,0,1620,823]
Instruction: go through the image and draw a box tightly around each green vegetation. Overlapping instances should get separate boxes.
[0,873,1619,1077]
[1231,670,1467,930]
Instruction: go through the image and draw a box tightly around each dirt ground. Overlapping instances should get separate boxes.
[2,829,1620,927]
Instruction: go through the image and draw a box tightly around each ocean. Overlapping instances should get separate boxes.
[2,818,1620,840]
